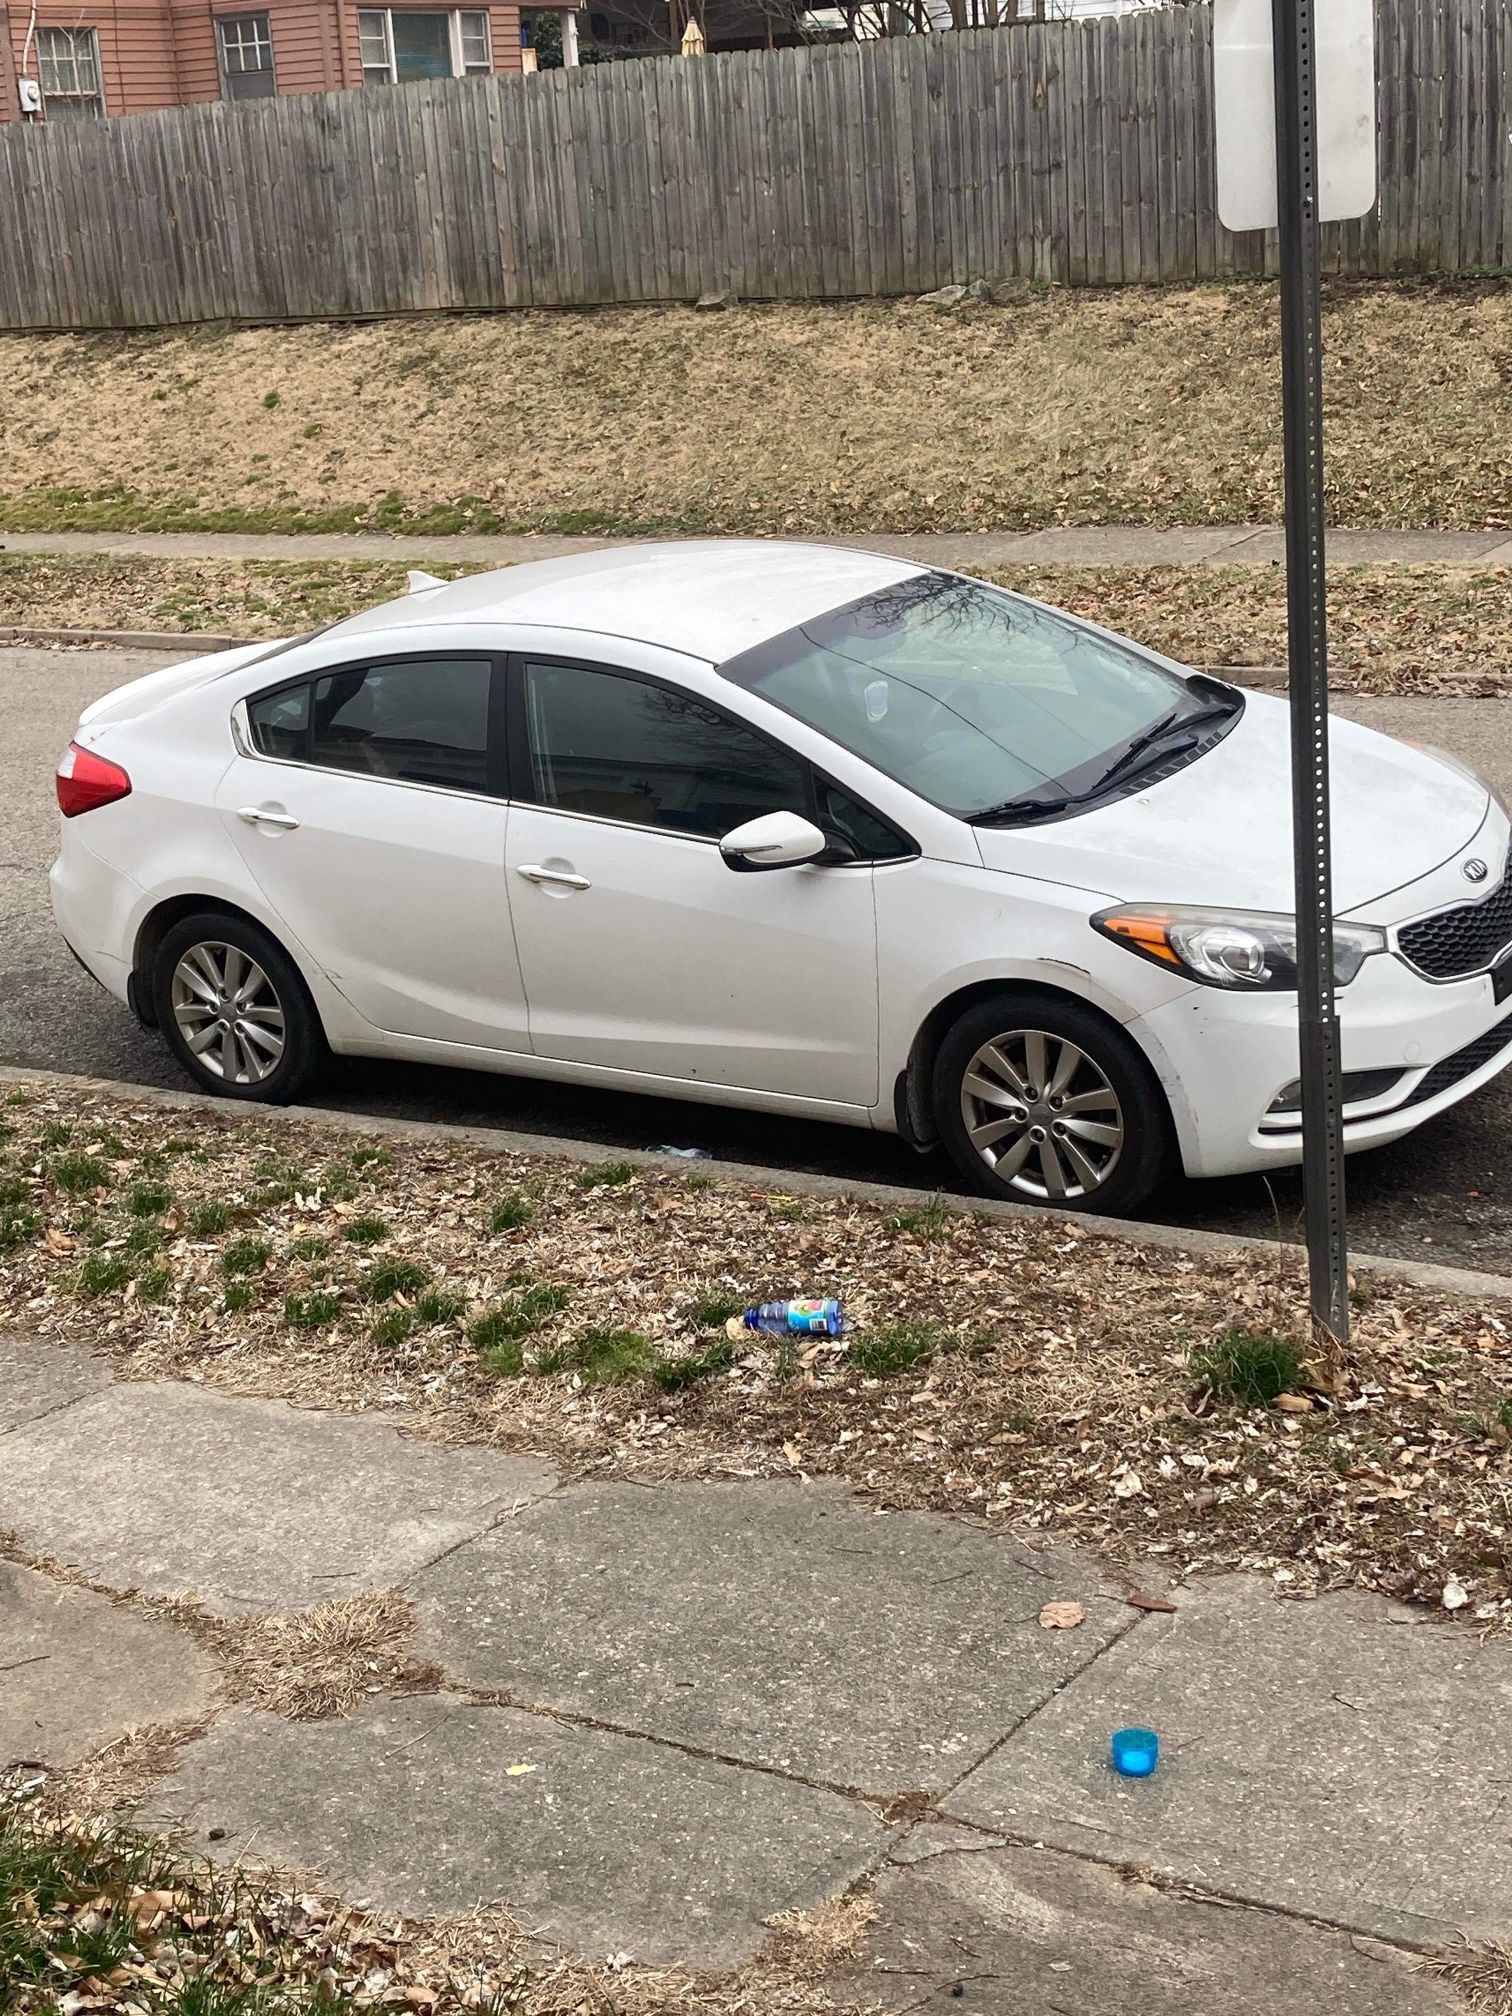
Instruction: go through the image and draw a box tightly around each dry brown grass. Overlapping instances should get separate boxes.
[1423,1942,1512,2014]
[5,552,1510,695]
[5,1078,1512,1623]
[1,279,1508,535]
[196,1590,420,1720]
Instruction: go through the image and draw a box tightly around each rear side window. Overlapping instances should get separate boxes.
[248,684,309,761]
[248,658,494,794]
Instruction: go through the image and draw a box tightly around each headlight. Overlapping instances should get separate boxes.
[1092,905,1386,991]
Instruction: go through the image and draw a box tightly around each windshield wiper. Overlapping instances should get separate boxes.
[967,793,1084,827]
[1091,701,1238,793]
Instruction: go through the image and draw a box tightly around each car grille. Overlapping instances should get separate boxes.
[1402,1007,1512,1110]
[1398,876,1512,979]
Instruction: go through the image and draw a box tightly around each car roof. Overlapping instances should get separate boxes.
[320,539,927,665]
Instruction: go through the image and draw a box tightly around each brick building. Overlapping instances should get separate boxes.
[0,0,579,122]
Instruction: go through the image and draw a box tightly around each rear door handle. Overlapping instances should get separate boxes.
[517,863,590,891]
[237,806,300,830]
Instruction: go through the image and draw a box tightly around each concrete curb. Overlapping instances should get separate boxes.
[5,1061,1509,1304]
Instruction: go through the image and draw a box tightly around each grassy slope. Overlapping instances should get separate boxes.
[1,278,1508,536]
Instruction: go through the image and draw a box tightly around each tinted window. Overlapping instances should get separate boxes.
[817,779,910,862]
[306,658,491,792]
[248,683,310,761]
[523,662,810,841]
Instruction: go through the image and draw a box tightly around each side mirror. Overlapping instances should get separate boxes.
[720,810,829,872]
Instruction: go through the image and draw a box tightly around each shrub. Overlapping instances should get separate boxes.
[1190,1327,1306,1407]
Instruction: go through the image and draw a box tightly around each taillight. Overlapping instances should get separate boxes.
[57,742,132,818]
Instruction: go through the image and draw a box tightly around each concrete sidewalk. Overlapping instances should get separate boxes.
[3,1330,1504,2013]
[5,525,1512,570]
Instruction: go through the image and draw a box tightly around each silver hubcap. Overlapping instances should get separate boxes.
[171,941,286,1085]
[960,1029,1124,1201]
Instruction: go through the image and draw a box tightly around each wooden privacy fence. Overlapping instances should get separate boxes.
[0,0,1507,331]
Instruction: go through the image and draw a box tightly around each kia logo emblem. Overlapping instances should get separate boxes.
[1464,858,1489,882]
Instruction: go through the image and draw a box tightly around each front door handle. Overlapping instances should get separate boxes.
[237,805,300,830]
[517,863,591,891]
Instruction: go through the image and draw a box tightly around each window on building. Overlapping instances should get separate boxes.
[217,13,277,99]
[358,8,491,83]
[37,27,105,118]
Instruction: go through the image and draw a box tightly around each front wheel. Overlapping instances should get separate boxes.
[932,992,1171,1216]
[152,911,323,1105]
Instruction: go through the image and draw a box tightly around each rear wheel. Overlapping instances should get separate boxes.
[932,992,1171,1216]
[152,911,322,1104]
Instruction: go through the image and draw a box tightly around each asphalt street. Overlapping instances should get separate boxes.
[5,643,1510,1273]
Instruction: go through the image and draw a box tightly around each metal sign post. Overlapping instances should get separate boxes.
[1213,0,1375,1344]
[1271,0,1348,1343]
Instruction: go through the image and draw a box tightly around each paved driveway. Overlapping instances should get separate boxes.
[6,643,1512,1274]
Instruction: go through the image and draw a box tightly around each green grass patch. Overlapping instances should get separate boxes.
[49,1152,109,1194]
[884,1193,953,1241]
[851,1320,955,1378]
[38,1118,71,1146]
[125,1219,164,1256]
[221,1235,272,1277]
[222,1282,255,1313]
[1190,1327,1307,1408]
[574,1161,637,1190]
[189,1201,232,1237]
[361,1257,430,1303]
[342,1214,389,1246]
[563,1326,659,1384]
[78,1252,131,1296]
[680,1287,745,1331]
[136,1263,173,1303]
[370,1306,417,1348]
[284,1289,343,1330]
[652,1337,739,1392]
[0,1208,40,1253]
[291,1234,331,1262]
[128,1179,174,1218]
[350,1146,392,1171]
[488,1192,536,1234]
[414,1286,464,1326]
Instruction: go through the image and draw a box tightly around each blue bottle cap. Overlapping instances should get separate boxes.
[1111,1726,1159,1778]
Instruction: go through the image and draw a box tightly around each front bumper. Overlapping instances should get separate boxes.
[1130,951,1512,1179]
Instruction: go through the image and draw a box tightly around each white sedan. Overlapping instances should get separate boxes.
[51,541,1512,1215]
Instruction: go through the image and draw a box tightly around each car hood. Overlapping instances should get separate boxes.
[971,690,1490,913]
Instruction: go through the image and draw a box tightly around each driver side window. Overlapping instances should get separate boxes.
[521,661,812,842]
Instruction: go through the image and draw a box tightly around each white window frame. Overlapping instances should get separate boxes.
[357,8,491,83]
[36,25,105,117]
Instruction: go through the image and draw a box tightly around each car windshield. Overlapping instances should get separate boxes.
[719,573,1211,819]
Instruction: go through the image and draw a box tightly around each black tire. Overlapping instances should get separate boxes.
[932,990,1171,1217]
[152,910,324,1105]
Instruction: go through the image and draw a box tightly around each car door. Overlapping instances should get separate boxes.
[216,651,530,1052]
[504,655,885,1107]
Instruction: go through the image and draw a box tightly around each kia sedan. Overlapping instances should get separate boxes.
[51,542,1512,1215]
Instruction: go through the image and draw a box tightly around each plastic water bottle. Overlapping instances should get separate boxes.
[743,1298,844,1337]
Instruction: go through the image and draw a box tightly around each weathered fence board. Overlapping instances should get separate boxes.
[0,0,1505,333]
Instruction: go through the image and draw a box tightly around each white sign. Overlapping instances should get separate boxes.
[1213,0,1377,233]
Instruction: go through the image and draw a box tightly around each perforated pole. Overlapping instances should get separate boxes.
[1273,0,1349,1343]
